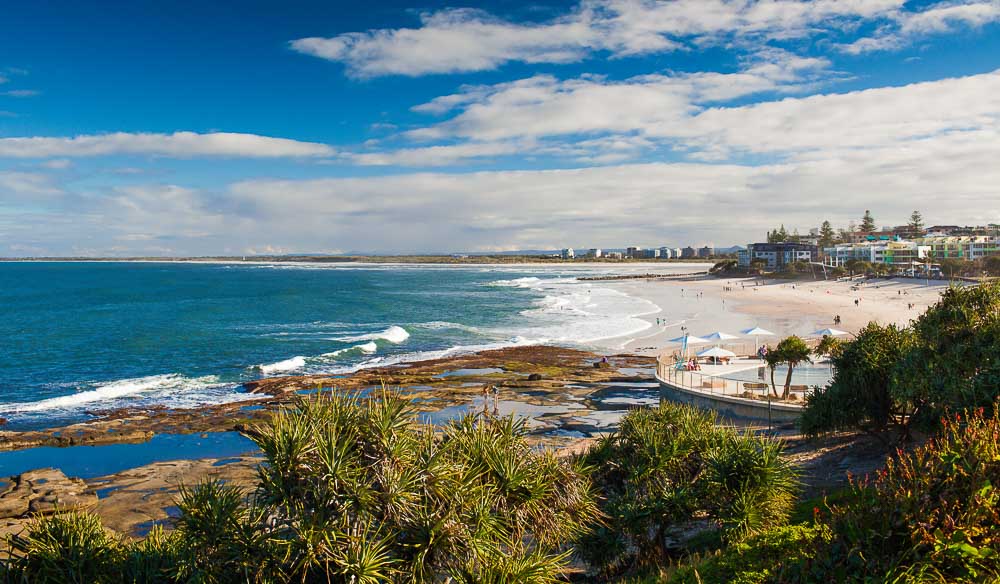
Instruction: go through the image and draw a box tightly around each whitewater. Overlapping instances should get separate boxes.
[0,261,693,430]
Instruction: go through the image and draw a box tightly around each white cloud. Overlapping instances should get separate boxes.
[839,0,1000,54]
[0,131,336,159]
[376,67,1000,166]
[290,0,906,77]
[0,171,62,197]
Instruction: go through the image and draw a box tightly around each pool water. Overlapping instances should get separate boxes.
[721,362,833,387]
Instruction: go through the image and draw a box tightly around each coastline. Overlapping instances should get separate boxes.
[600,275,952,355]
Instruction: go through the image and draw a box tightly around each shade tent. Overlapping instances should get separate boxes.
[697,347,736,358]
[741,326,775,353]
[812,328,849,337]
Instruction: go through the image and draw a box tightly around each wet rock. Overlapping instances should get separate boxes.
[527,373,543,381]
[0,469,97,519]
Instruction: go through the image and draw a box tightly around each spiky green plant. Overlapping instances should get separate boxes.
[6,510,125,584]
[577,402,799,577]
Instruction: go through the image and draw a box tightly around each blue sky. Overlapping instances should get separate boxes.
[2,0,1000,256]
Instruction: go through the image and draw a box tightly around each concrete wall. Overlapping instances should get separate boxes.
[658,379,802,424]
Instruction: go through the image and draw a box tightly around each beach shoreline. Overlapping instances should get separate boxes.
[597,275,953,355]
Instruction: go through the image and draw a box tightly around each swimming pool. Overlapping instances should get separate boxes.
[720,361,833,388]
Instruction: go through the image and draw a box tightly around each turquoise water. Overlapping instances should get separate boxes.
[722,362,834,387]
[0,262,669,430]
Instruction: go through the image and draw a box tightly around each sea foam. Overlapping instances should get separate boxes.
[0,374,233,414]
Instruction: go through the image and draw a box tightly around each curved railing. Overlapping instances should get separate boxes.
[655,348,822,407]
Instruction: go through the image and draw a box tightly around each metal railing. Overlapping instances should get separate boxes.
[655,341,823,404]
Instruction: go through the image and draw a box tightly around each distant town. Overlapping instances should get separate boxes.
[555,211,1000,279]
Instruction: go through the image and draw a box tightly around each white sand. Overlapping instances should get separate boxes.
[603,276,956,355]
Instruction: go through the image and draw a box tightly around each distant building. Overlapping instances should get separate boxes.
[738,242,819,270]
[625,246,639,259]
[824,240,931,267]
[697,246,714,258]
[672,248,683,258]
[681,246,697,259]
[605,251,623,260]
[639,248,660,259]
[585,248,602,258]
[560,248,575,260]
[658,246,673,259]
[915,235,1000,261]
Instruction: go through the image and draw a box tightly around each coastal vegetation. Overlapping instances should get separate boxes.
[801,281,1000,437]
[576,403,799,578]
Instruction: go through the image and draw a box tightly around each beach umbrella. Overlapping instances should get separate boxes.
[668,335,710,344]
[741,326,775,353]
[696,347,737,364]
[702,331,740,341]
[812,328,849,337]
[696,347,737,358]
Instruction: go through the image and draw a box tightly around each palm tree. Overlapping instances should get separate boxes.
[774,336,812,400]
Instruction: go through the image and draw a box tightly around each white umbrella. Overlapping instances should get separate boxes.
[812,328,849,336]
[741,326,775,353]
[741,326,776,336]
[668,335,710,344]
[696,347,737,358]
[702,331,740,341]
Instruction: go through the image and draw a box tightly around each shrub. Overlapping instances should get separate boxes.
[3,390,598,583]
[802,282,1000,437]
[794,406,1000,583]
[576,402,799,577]
[666,523,833,584]
[6,511,125,584]
[800,322,914,436]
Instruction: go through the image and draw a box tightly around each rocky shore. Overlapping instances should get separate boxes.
[0,345,658,539]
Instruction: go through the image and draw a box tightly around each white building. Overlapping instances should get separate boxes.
[659,246,673,259]
[916,236,1000,261]
[823,240,931,267]
[560,248,575,259]
[586,248,602,258]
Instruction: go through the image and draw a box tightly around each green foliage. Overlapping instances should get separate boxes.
[894,283,1000,429]
[801,322,913,435]
[860,209,876,233]
[818,220,836,248]
[908,210,924,235]
[813,334,843,359]
[6,511,125,584]
[796,406,1000,583]
[577,402,799,578]
[803,282,1000,436]
[666,523,833,584]
[4,390,598,583]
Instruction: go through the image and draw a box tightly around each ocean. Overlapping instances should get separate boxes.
[1,261,688,430]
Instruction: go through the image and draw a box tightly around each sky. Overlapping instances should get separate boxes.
[2,0,1000,256]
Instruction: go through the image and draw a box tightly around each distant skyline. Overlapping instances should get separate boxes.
[2,0,1000,256]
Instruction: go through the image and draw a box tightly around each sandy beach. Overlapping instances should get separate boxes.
[606,276,955,355]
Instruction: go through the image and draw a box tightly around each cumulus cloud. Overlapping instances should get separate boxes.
[839,0,1000,54]
[290,0,912,77]
[0,131,336,159]
[375,67,1000,165]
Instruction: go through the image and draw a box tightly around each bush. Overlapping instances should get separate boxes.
[802,282,1000,437]
[666,523,833,584]
[800,322,913,435]
[793,406,1000,583]
[576,402,798,577]
[3,390,598,583]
